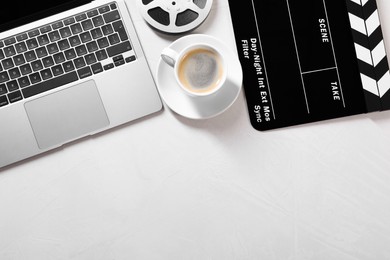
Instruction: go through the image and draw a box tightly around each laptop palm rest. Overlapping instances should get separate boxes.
[25,80,110,149]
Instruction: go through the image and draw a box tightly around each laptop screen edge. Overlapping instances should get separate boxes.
[0,0,94,34]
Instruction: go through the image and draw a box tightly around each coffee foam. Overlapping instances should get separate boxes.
[177,48,224,94]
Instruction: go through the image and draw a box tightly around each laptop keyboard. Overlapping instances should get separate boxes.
[0,2,136,108]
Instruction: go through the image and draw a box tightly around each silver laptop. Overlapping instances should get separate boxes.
[0,0,162,168]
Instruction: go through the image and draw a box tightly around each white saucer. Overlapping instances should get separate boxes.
[156,34,243,120]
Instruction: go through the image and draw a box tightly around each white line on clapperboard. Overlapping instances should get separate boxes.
[285,0,347,112]
[285,0,311,114]
[322,0,346,108]
[250,0,276,120]
[302,67,337,75]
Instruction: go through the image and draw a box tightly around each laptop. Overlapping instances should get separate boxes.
[0,0,162,168]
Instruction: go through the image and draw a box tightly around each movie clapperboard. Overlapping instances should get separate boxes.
[228,0,390,131]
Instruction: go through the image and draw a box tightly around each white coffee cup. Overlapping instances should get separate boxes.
[161,43,227,97]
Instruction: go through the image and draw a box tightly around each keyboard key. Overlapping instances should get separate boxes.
[28,29,40,38]
[9,68,21,79]
[92,16,105,27]
[0,49,5,60]
[103,63,114,70]
[2,58,14,69]
[37,34,50,46]
[52,21,64,30]
[74,57,86,69]
[41,69,53,80]
[18,76,30,88]
[69,35,81,47]
[91,28,103,39]
[7,90,23,103]
[24,51,37,62]
[52,65,64,76]
[0,72,10,83]
[29,72,42,84]
[97,37,109,49]
[65,49,77,60]
[75,45,88,56]
[0,95,8,107]
[15,42,28,53]
[70,23,83,35]
[63,61,75,72]
[63,17,76,26]
[40,25,52,34]
[31,60,43,71]
[47,43,59,54]
[22,71,78,98]
[7,80,19,92]
[13,54,26,66]
[58,39,70,50]
[0,84,7,95]
[106,41,132,57]
[102,24,114,36]
[113,21,128,41]
[110,3,117,9]
[80,32,92,43]
[59,27,72,38]
[99,5,110,14]
[26,38,39,50]
[85,53,97,65]
[16,33,28,42]
[3,38,15,47]
[36,47,48,58]
[103,10,120,23]
[113,55,123,63]
[76,13,87,21]
[115,59,125,67]
[53,52,66,64]
[86,41,98,52]
[108,33,120,45]
[48,31,61,42]
[81,19,94,31]
[42,56,55,68]
[4,37,16,46]
[95,50,107,61]
[4,46,16,57]
[87,9,99,18]
[20,64,32,75]
[77,66,92,79]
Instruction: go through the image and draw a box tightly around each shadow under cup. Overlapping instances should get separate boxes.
[175,45,227,97]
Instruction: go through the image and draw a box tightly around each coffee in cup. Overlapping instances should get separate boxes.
[161,43,227,97]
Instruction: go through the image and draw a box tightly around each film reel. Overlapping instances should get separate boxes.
[138,0,213,34]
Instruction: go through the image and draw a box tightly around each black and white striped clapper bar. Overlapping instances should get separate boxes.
[346,0,390,111]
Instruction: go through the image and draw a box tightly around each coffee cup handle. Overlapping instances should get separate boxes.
[161,48,179,68]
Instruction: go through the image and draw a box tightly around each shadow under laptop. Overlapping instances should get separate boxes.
[0,108,164,173]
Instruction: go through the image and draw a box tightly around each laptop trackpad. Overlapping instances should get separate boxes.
[25,80,110,149]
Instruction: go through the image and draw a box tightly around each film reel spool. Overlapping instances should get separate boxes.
[138,0,213,34]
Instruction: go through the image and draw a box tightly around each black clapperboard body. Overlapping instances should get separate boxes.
[228,0,390,131]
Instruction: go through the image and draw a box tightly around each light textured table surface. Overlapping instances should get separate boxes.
[1,0,390,259]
